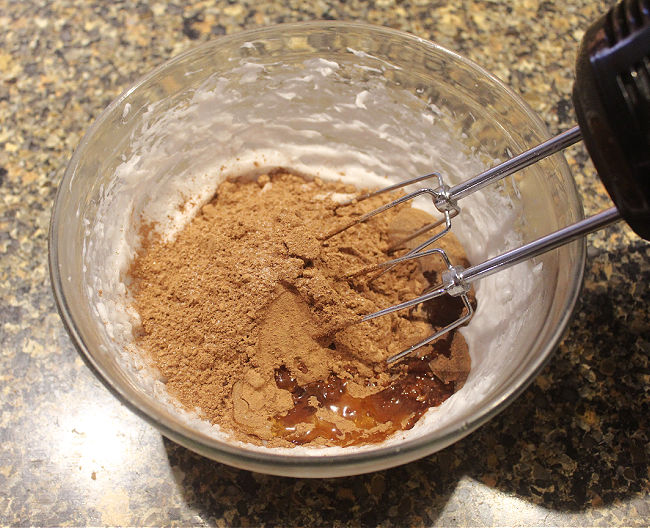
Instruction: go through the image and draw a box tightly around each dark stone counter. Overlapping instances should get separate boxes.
[1,0,647,525]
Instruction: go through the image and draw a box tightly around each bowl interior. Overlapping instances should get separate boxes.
[50,22,584,477]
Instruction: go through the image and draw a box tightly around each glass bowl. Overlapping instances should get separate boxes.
[49,22,585,477]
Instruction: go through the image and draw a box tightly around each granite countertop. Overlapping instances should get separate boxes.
[1,0,648,525]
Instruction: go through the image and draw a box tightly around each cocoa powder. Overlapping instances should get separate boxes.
[128,171,472,447]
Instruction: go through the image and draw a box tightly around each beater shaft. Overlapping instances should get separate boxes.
[448,126,582,203]
[458,207,621,286]
[331,126,582,220]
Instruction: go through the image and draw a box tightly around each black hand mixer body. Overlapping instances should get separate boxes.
[574,0,650,239]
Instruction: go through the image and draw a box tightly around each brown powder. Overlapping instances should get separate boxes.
[128,171,473,447]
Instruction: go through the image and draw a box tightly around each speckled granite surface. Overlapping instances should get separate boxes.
[1,0,648,525]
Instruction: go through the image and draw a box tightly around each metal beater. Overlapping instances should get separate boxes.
[324,0,650,364]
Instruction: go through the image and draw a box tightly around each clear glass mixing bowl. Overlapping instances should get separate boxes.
[49,22,585,477]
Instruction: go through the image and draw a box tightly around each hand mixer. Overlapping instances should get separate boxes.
[324,0,650,364]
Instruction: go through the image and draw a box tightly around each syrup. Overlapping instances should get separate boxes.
[273,354,455,446]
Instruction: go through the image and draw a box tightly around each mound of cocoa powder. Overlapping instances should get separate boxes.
[128,171,472,447]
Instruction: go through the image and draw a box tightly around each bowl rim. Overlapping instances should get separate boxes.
[49,20,586,477]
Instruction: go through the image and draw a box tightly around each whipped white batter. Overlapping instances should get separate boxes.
[83,52,556,455]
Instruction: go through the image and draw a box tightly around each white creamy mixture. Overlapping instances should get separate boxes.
[83,53,551,454]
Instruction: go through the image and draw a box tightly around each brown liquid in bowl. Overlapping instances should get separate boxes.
[274,353,455,446]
